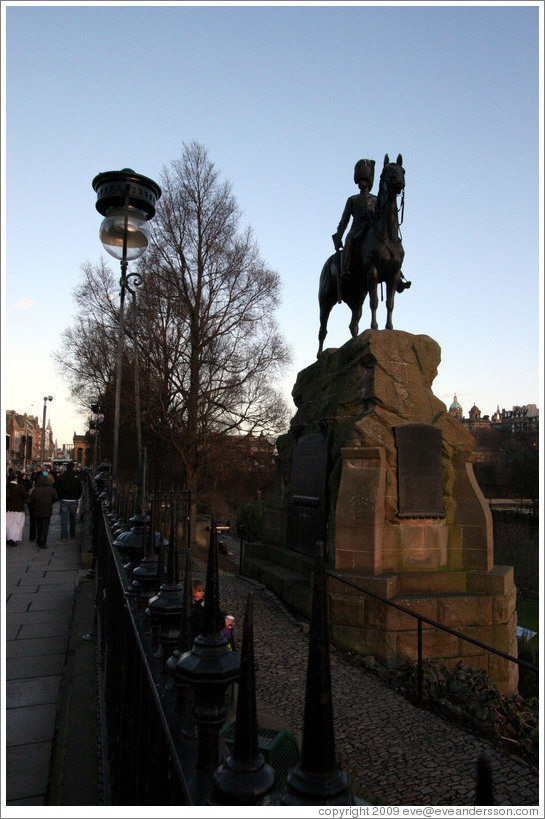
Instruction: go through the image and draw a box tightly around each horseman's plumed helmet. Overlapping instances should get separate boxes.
[354,159,375,187]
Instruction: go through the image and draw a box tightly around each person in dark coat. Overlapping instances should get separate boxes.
[28,470,39,540]
[31,468,44,486]
[18,471,32,492]
[56,462,83,541]
[28,474,58,549]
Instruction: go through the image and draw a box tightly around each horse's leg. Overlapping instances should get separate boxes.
[349,296,364,338]
[368,270,379,330]
[385,278,396,330]
[317,298,334,357]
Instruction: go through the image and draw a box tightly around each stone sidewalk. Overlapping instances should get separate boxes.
[3,519,541,807]
[4,509,90,806]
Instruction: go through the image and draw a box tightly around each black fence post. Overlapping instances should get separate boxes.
[174,515,240,799]
[165,543,197,740]
[211,591,276,805]
[147,492,184,668]
[281,541,358,806]
[131,493,159,597]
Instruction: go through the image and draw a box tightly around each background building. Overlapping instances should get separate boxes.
[447,395,539,506]
[5,410,41,468]
[448,396,539,434]
[5,409,77,469]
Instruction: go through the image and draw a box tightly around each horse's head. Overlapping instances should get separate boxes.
[381,153,405,196]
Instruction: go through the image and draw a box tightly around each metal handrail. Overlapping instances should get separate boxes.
[325,569,538,701]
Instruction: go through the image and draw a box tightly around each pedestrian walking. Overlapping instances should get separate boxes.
[6,475,28,546]
[28,468,42,541]
[56,461,83,542]
[28,474,58,549]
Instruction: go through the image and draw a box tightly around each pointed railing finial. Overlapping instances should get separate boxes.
[281,541,357,805]
[174,512,240,782]
[211,592,276,804]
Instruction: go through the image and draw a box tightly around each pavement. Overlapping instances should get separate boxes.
[3,521,541,809]
[4,503,100,807]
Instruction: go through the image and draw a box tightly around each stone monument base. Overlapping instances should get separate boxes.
[242,542,518,694]
[328,565,518,694]
[243,330,519,694]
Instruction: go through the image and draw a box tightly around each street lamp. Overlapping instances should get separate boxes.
[23,417,32,468]
[41,395,53,463]
[92,168,161,498]
[89,401,105,472]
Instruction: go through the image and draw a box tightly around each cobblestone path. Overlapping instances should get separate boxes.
[214,572,540,807]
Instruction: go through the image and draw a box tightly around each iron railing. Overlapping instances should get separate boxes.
[92,487,195,805]
[87,465,502,806]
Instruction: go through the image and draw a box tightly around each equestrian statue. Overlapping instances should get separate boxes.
[317,154,411,357]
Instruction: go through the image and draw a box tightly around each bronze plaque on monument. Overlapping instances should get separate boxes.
[395,423,445,518]
[288,431,329,555]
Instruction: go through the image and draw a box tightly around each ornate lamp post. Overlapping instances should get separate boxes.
[92,168,161,499]
[41,395,53,463]
[88,401,105,472]
[24,418,32,468]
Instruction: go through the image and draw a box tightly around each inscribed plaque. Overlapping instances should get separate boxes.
[288,432,329,555]
[395,424,445,518]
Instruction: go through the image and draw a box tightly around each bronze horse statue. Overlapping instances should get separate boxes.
[317,154,409,357]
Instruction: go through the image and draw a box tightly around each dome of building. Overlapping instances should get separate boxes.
[449,394,463,421]
[449,394,462,412]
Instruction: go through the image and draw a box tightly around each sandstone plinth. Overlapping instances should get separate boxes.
[244,330,518,693]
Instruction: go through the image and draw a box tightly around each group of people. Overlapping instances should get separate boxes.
[5,462,84,549]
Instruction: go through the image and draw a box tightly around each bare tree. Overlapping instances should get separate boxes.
[138,141,291,535]
[53,258,120,413]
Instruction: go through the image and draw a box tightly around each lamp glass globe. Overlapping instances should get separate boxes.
[99,207,150,261]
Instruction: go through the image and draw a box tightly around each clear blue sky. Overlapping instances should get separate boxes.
[2,1,542,448]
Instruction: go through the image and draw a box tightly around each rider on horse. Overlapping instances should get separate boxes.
[333,158,376,282]
[332,158,410,294]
